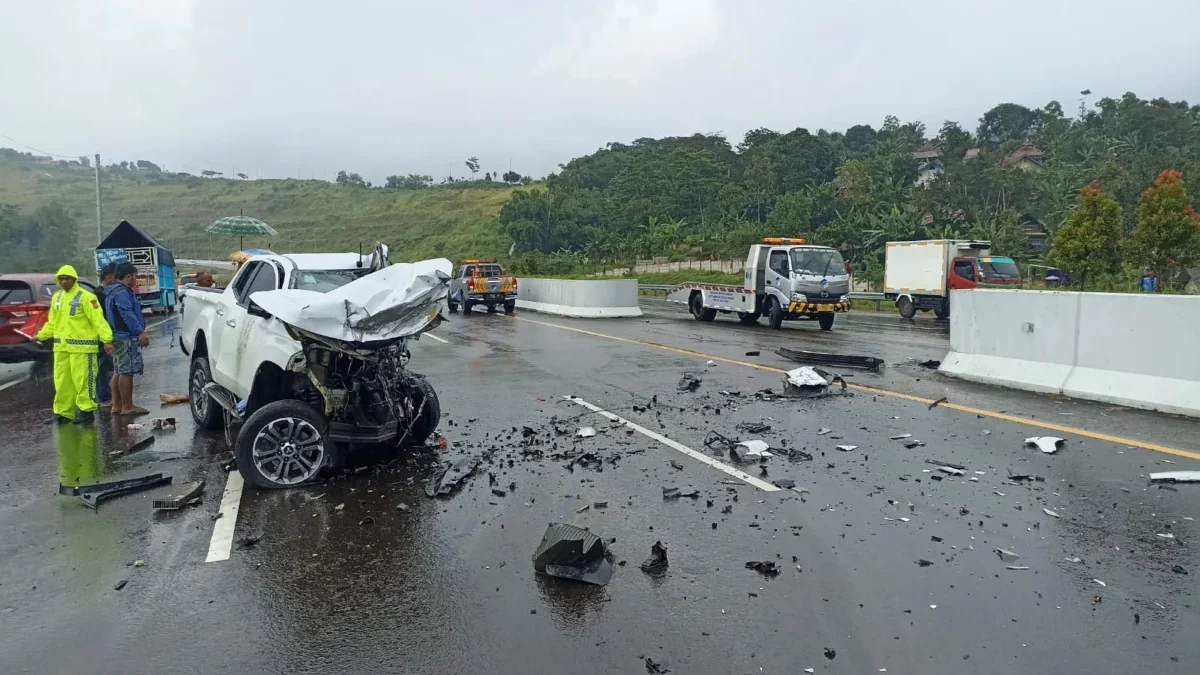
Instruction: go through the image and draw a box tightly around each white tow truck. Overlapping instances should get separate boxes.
[666,238,852,331]
[179,244,452,489]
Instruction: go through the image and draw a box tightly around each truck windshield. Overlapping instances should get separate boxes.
[293,269,363,293]
[790,248,845,277]
[978,258,1020,279]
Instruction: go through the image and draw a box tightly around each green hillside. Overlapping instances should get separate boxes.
[0,151,520,270]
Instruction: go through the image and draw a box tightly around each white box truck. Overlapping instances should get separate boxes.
[883,240,1022,318]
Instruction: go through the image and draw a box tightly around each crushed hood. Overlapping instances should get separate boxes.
[251,258,452,343]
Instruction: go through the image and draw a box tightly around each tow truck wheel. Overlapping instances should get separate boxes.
[817,312,835,331]
[236,400,329,489]
[897,296,916,319]
[690,293,716,322]
[503,300,516,314]
[737,310,761,325]
[463,300,475,315]
[767,298,785,329]
[189,356,223,430]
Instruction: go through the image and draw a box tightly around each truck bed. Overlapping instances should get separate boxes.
[665,282,755,312]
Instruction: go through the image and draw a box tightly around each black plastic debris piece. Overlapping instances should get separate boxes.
[745,560,780,577]
[772,446,814,462]
[76,473,173,510]
[776,347,883,372]
[1008,473,1046,483]
[662,487,699,500]
[919,359,941,369]
[925,459,967,471]
[358,516,375,527]
[721,505,733,514]
[152,481,205,510]
[1172,564,1188,575]
[532,523,613,586]
[824,647,837,660]
[915,559,934,567]
[703,430,737,456]
[931,535,943,543]
[593,501,608,509]
[396,503,410,511]
[928,396,948,410]
[903,440,925,449]
[492,488,507,498]
[425,456,480,497]
[773,478,796,489]
[677,374,702,392]
[114,579,128,591]
[644,656,669,673]
[736,421,772,434]
[745,351,761,357]
[521,426,536,438]
[669,460,684,471]
[641,541,668,572]
[237,530,264,548]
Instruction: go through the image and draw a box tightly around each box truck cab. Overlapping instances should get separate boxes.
[884,240,1021,319]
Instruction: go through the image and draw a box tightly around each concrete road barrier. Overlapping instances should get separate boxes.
[516,278,643,318]
[940,289,1200,417]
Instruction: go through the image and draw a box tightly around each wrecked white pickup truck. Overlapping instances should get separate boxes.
[179,245,452,489]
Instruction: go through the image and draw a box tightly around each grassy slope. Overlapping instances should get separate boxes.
[0,159,519,264]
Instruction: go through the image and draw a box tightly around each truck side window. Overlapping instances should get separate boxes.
[237,263,279,306]
[954,259,975,281]
[769,250,790,275]
[231,262,259,300]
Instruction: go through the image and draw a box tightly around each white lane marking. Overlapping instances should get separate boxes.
[423,333,449,344]
[564,396,780,492]
[0,376,30,392]
[205,470,245,563]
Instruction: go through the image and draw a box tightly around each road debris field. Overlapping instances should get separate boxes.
[0,303,1197,675]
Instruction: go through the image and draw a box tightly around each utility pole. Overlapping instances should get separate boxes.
[94,153,103,244]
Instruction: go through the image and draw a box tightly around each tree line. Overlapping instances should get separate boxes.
[497,92,1200,289]
[0,202,84,274]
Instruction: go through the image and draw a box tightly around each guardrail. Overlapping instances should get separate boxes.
[637,284,887,308]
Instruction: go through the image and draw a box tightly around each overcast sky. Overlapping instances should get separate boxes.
[2,0,1198,183]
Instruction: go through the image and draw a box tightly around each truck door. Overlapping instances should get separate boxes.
[766,248,790,293]
[214,261,279,395]
[948,258,978,290]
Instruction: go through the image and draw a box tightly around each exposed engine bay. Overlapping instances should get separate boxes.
[290,330,438,446]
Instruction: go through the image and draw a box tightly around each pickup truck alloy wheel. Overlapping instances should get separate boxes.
[237,400,328,489]
[251,417,323,486]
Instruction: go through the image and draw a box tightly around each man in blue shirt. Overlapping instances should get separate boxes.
[95,263,117,411]
[105,262,150,416]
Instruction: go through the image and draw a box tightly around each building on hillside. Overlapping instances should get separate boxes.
[964,147,982,160]
[915,160,944,187]
[1002,144,1045,171]
[1019,213,1048,251]
[912,143,942,161]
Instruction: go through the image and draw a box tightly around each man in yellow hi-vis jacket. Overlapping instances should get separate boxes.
[35,265,114,423]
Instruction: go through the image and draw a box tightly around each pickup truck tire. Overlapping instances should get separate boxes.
[405,377,440,445]
[503,300,516,314]
[690,293,717,322]
[463,300,475,315]
[767,298,785,329]
[189,356,224,430]
[817,312,835,331]
[897,296,916,319]
[447,301,459,314]
[236,399,329,489]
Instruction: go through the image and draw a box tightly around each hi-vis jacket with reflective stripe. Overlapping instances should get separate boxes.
[35,266,113,354]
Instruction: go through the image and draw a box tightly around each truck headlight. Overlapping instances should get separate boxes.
[790,293,807,303]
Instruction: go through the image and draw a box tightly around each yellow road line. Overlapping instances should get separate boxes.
[512,315,1200,461]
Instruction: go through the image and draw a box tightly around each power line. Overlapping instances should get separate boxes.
[0,132,83,160]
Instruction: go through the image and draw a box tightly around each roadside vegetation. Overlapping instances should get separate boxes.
[499,92,1200,292]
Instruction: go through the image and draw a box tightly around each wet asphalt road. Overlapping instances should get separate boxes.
[1,303,1197,674]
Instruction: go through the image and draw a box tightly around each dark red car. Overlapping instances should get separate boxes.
[0,273,98,363]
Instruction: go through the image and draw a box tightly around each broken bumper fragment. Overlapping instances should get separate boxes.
[532,523,614,586]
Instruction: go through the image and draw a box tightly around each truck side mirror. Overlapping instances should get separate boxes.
[247,302,271,319]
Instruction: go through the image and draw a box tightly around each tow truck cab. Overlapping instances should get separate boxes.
[746,238,852,314]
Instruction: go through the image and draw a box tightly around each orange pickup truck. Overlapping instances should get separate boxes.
[447,260,518,315]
